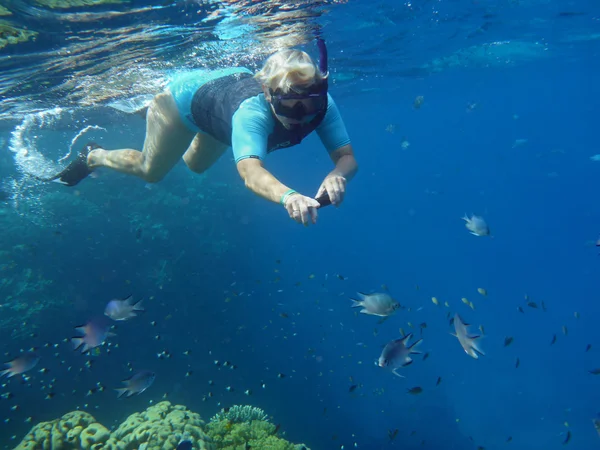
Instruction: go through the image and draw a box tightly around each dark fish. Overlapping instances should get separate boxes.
[407,386,423,395]
[104,295,144,321]
[388,429,399,441]
[1,353,40,378]
[135,228,142,240]
[277,373,286,378]
[515,357,520,369]
[177,441,193,450]
[378,333,423,377]
[72,318,114,353]
[527,301,538,309]
[517,306,524,313]
[558,11,585,17]
[504,336,514,347]
[350,292,400,317]
[586,344,592,352]
[462,214,490,236]
[348,384,358,393]
[422,352,430,361]
[452,314,484,359]
[551,334,557,345]
[541,301,547,312]
[436,376,442,386]
[115,370,155,398]
[588,369,600,375]
[562,325,568,336]
[563,430,571,444]
[506,436,513,442]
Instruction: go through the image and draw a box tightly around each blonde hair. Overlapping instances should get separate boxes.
[255,49,327,94]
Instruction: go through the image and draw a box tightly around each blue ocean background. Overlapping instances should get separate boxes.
[1,0,599,449]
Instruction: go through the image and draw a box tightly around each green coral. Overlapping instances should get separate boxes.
[210,405,268,424]
[0,21,37,49]
[206,418,309,450]
[14,402,213,450]
[104,401,213,450]
[13,410,110,450]
[0,6,11,15]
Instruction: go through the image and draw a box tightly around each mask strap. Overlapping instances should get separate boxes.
[316,37,328,75]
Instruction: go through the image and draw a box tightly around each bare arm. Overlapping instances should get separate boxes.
[326,144,358,181]
[236,158,291,204]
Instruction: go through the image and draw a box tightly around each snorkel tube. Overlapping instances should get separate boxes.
[314,37,332,209]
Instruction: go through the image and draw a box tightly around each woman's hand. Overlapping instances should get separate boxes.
[315,175,346,207]
[284,193,321,226]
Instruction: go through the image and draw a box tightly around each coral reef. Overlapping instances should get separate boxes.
[14,403,311,450]
[210,405,268,424]
[14,402,212,450]
[104,401,212,450]
[0,6,11,16]
[207,405,310,450]
[0,21,37,49]
[13,410,110,450]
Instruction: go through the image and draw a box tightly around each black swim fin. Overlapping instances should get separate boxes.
[48,142,101,186]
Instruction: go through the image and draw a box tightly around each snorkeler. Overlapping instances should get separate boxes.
[48,39,357,226]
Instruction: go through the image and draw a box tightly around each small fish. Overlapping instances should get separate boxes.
[104,295,144,321]
[551,334,557,345]
[407,386,423,395]
[563,430,571,444]
[593,416,600,437]
[388,429,399,441]
[378,333,423,377]
[277,373,286,378]
[562,325,568,336]
[135,228,143,240]
[477,288,487,296]
[517,306,524,313]
[462,214,490,237]
[588,369,600,375]
[452,314,484,359]
[115,370,155,398]
[244,389,252,396]
[350,292,400,317]
[422,352,430,361]
[431,297,439,306]
[586,344,592,352]
[504,336,514,347]
[515,357,520,368]
[71,318,114,353]
[436,376,442,386]
[1,353,40,378]
[413,96,424,109]
[527,301,538,309]
[348,384,358,393]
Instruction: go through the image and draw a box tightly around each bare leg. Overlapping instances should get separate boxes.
[88,91,196,183]
[183,132,229,175]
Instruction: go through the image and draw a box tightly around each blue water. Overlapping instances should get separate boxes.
[1,1,600,449]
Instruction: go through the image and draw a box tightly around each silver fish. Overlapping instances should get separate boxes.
[452,313,484,359]
[1,353,40,378]
[351,292,400,317]
[72,318,115,353]
[104,295,144,321]
[462,214,490,236]
[378,333,422,377]
[115,370,155,398]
